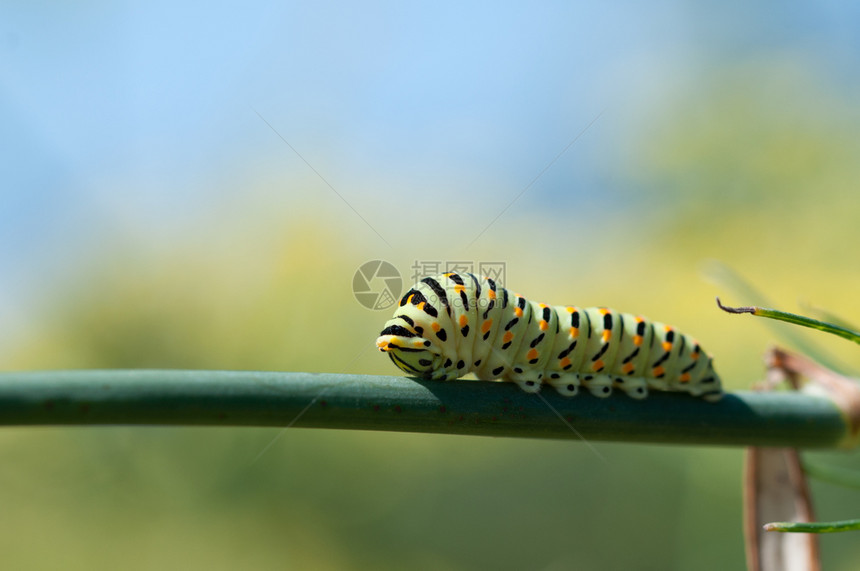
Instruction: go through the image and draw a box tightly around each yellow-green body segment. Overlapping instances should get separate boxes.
[376,272,722,401]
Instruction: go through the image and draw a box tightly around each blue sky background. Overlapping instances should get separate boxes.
[2,1,860,348]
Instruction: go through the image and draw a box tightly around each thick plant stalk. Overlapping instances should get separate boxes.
[744,448,820,571]
[0,370,856,448]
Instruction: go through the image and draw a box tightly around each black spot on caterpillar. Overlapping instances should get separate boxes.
[376,272,723,401]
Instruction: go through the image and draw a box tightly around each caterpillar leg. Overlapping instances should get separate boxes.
[692,379,724,402]
[646,377,670,392]
[427,358,474,381]
[582,374,613,398]
[514,377,542,393]
[426,369,448,381]
[428,367,460,381]
[546,374,581,397]
[616,376,649,400]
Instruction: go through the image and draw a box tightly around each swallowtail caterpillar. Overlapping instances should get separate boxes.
[376,272,723,401]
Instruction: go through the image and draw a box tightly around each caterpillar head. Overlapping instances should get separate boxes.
[376,322,444,379]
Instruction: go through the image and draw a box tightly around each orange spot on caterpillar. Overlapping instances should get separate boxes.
[539,303,548,308]
[662,341,672,352]
[602,330,611,343]
[514,307,523,318]
[633,335,643,346]
[413,340,425,348]
[539,320,548,331]
[416,302,425,311]
[569,327,579,338]
[481,320,493,333]
[431,322,441,332]
[652,365,665,377]
[679,372,691,383]
[622,362,635,374]
[565,306,575,313]
[691,351,700,360]
[592,359,605,372]
[559,357,571,368]
[527,348,539,361]
[503,331,514,343]
[599,308,609,315]
[459,314,468,327]
[454,285,465,293]
[488,289,496,300]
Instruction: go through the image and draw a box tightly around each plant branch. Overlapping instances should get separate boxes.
[764,519,860,533]
[0,370,854,448]
[716,298,860,345]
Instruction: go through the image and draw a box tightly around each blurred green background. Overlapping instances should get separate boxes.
[2,2,859,569]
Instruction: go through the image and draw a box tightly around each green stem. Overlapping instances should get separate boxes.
[0,370,853,448]
[717,298,860,345]
[764,519,860,533]
[803,460,860,489]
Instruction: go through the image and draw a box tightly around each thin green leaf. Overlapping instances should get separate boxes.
[798,301,860,335]
[704,261,854,373]
[803,460,860,490]
[717,299,860,345]
[764,519,860,533]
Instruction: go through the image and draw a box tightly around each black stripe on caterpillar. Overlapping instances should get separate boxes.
[376,272,723,401]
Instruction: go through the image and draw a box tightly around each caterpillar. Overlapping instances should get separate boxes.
[376,272,723,401]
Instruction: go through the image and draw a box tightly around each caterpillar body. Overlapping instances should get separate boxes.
[376,272,723,401]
